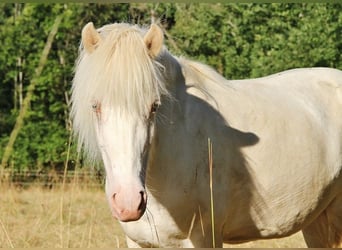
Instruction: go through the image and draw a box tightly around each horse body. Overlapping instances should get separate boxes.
[125,62,342,247]
[72,22,342,247]
[211,68,342,243]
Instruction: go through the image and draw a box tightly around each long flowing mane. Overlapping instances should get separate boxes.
[71,23,167,160]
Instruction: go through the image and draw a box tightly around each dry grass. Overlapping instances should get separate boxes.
[224,234,306,248]
[0,184,306,248]
[0,184,126,248]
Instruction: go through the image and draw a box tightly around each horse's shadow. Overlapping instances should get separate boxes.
[146,83,266,246]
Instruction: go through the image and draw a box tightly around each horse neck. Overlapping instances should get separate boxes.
[146,53,188,192]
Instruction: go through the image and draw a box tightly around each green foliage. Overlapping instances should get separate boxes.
[171,3,342,78]
[0,3,341,171]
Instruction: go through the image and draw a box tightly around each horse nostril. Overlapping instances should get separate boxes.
[111,193,117,210]
[138,191,147,211]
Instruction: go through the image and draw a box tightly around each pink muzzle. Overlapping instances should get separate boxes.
[110,189,147,222]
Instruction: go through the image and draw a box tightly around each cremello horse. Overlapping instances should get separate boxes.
[71,22,342,248]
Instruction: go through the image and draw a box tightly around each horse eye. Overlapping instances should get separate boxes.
[92,101,101,113]
[150,102,160,114]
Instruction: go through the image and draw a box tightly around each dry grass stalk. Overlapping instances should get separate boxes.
[59,128,73,247]
[187,212,197,239]
[198,205,205,237]
[208,138,215,248]
[0,217,14,248]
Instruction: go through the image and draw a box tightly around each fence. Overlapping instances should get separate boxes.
[0,168,105,189]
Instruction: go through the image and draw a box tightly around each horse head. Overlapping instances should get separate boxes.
[72,22,167,222]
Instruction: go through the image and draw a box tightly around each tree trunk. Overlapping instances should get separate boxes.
[0,13,64,177]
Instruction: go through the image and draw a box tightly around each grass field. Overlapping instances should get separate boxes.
[0,185,306,248]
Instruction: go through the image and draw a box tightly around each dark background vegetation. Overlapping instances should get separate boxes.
[0,3,341,173]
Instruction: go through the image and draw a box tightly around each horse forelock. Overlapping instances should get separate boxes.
[71,23,168,161]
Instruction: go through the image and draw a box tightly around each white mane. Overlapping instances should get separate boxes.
[71,23,167,161]
[179,57,230,87]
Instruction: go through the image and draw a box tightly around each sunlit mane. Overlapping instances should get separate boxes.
[179,56,231,89]
[71,23,167,160]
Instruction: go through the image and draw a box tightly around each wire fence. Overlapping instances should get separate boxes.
[0,168,105,189]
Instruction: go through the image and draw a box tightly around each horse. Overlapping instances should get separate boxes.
[71,21,342,248]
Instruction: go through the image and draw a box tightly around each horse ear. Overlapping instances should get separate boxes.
[82,22,102,54]
[143,24,164,58]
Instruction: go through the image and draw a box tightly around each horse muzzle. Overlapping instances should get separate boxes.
[111,190,147,222]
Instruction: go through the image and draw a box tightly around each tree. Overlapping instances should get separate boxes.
[0,3,341,173]
[0,3,170,172]
[170,3,342,78]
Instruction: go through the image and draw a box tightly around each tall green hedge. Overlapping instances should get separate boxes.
[0,3,341,171]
